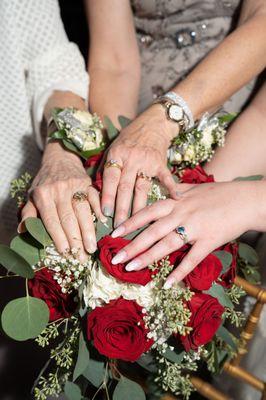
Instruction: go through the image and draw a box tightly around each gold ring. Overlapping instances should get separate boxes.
[137,171,152,182]
[104,159,122,171]
[72,191,88,202]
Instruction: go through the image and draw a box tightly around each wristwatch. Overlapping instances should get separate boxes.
[154,91,194,132]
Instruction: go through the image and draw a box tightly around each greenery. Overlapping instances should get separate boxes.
[10,172,32,207]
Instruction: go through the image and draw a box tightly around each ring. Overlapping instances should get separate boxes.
[175,226,188,244]
[137,171,152,182]
[104,159,122,171]
[72,191,88,202]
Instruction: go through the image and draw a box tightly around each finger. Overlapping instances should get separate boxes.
[87,186,107,223]
[34,197,69,254]
[158,167,180,199]
[18,200,37,233]
[164,241,210,288]
[73,199,97,254]
[132,176,152,214]
[111,213,179,265]
[125,231,184,271]
[57,199,87,261]
[101,157,122,217]
[175,183,197,196]
[111,199,174,238]
[114,166,137,227]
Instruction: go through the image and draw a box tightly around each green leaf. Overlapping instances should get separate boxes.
[83,359,105,387]
[213,251,233,274]
[163,348,185,364]
[234,175,263,181]
[104,116,118,141]
[96,217,113,241]
[62,139,84,157]
[216,325,237,351]
[73,331,90,381]
[10,234,43,266]
[218,113,237,124]
[205,283,234,309]
[113,377,146,400]
[0,244,34,278]
[136,353,157,373]
[238,242,259,265]
[64,382,82,400]
[25,218,52,247]
[50,129,67,140]
[1,296,49,341]
[118,115,132,129]
[81,145,105,160]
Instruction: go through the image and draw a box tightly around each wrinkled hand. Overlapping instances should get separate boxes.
[101,104,179,227]
[110,181,258,287]
[19,142,106,261]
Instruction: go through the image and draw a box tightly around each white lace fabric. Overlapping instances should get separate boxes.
[0,0,89,237]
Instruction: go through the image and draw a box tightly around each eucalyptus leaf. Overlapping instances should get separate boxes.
[10,234,43,267]
[217,325,237,351]
[136,353,157,373]
[50,129,67,140]
[73,331,90,381]
[1,296,49,341]
[81,145,105,160]
[62,139,84,158]
[25,218,52,247]
[113,377,146,400]
[238,242,259,265]
[118,115,132,129]
[0,244,34,278]
[64,381,82,400]
[218,113,237,124]
[205,283,234,309]
[83,359,105,387]
[234,175,263,182]
[104,116,118,141]
[213,251,233,274]
[163,347,185,364]
[96,217,113,241]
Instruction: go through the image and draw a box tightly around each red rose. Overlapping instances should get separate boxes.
[181,165,214,184]
[217,242,238,288]
[84,152,104,191]
[87,298,153,361]
[169,246,222,291]
[28,269,77,322]
[98,235,154,286]
[180,293,224,351]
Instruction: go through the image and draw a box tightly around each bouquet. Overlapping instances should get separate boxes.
[1,108,261,400]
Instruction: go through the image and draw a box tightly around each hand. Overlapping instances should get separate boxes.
[19,142,106,261]
[110,181,259,287]
[101,104,179,227]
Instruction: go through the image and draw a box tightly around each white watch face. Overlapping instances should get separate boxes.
[168,104,183,121]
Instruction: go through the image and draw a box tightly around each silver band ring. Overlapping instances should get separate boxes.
[137,171,152,182]
[175,226,188,244]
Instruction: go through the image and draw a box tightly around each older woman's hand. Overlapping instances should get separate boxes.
[18,142,106,261]
[110,180,262,287]
[101,104,179,227]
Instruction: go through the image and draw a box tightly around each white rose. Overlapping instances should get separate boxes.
[201,125,215,147]
[73,110,94,126]
[184,145,195,162]
[122,280,156,309]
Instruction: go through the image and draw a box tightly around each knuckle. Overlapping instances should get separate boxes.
[118,181,131,192]
[60,210,76,225]
[32,186,47,202]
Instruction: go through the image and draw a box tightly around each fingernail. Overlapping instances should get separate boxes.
[112,250,126,265]
[103,206,113,217]
[163,280,173,290]
[112,225,125,238]
[125,259,141,271]
[87,239,97,254]
[100,216,108,223]
[17,225,22,234]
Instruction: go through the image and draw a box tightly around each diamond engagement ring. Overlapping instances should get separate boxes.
[72,191,88,202]
[104,159,123,171]
[175,226,188,244]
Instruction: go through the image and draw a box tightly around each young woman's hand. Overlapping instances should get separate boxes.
[101,104,179,227]
[19,142,106,261]
[110,180,263,287]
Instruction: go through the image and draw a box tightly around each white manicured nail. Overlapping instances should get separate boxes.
[112,225,125,238]
[112,250,126,265]
[163,280,173,290]
[125,259,141,271]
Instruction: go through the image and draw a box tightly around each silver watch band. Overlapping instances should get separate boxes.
[162,91,194,129]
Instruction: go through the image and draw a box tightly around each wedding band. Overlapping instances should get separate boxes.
[104,159,122,171]
[72,191,88,202]
[175,226,188,244]
[137,171,152,182]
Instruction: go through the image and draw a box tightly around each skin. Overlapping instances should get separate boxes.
[87,0,266,227]
[110,83,266,287]
[18,91,106,262]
